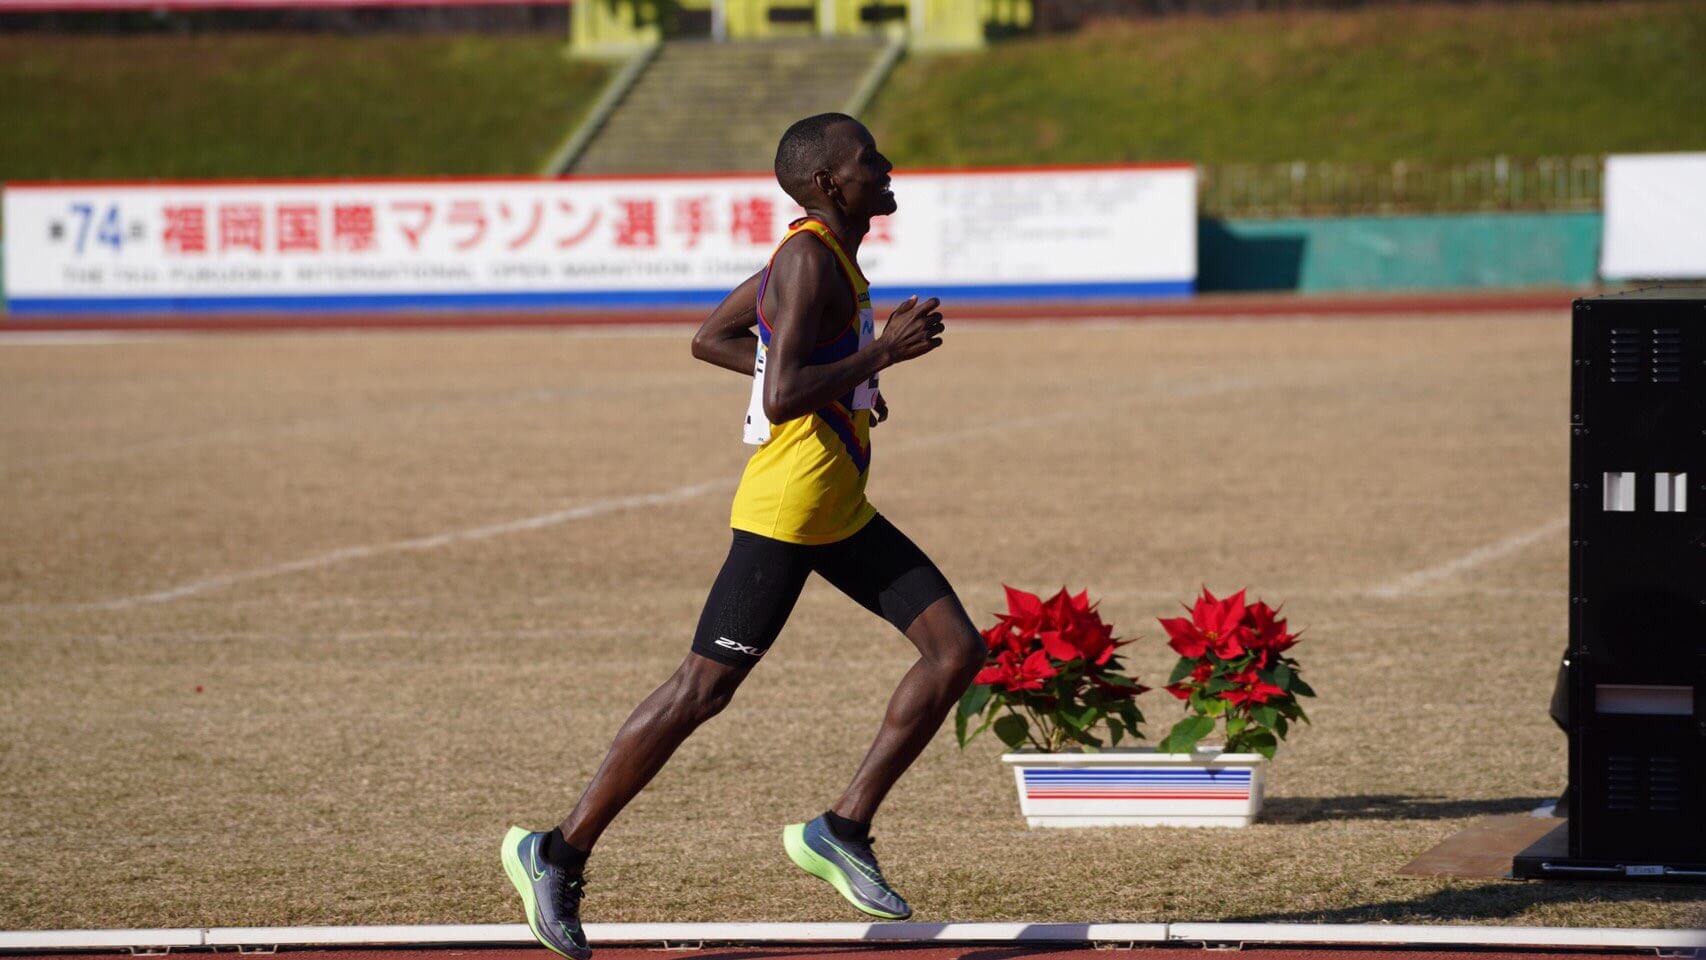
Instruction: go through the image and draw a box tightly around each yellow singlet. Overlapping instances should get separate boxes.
[729,218,878,545]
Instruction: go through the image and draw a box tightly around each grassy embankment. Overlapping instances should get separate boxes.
[0,35,609,179]
[870,1,1706,166]
[2,3,1703,178]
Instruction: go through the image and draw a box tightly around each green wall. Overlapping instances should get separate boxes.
[1199,211,1602,293]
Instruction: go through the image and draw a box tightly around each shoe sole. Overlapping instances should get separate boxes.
[782,823,910,921]
[501,826,591,960]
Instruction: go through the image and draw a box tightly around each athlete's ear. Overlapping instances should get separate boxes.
[813,168,842,208]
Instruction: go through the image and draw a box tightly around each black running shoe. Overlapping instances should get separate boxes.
[501,827,592,959]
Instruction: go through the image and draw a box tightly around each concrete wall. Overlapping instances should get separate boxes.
[1199,211,1602,293]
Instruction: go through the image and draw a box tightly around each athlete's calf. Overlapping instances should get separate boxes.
[558,654,748,851]
[831,595,987,824]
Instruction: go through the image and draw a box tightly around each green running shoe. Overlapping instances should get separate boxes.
[783,816,912,920]
[501,827,591,960]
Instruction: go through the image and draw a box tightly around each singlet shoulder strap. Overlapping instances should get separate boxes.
[756,218,867,345]
[785,218,868,296]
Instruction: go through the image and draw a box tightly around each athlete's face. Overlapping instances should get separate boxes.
[829,122,896,219]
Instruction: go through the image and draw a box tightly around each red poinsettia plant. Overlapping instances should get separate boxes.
[1156,587,1314,759]
[956,586,1148,752]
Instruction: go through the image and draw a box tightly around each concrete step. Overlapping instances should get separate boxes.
[570,38,887,176]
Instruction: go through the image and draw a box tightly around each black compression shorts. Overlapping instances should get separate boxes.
[690,514,957,668]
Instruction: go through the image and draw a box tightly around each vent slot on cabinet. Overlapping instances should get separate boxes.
[1650,755,1682,813]
[1607,755,1638,811]
[1609,327,1684,384]
[1602,753,1687,814]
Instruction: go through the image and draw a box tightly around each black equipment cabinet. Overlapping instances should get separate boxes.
[1517,288,1706,881]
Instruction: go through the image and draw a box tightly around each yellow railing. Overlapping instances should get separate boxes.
[571,0,1030,55]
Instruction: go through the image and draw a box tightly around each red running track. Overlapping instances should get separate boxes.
[0,290,1580,335]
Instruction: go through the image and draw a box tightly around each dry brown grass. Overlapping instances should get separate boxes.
[2,316,1702,930]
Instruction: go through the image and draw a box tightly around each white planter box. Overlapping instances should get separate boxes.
[1001,747,1266,828]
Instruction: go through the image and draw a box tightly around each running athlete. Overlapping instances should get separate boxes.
[501,113,986,957]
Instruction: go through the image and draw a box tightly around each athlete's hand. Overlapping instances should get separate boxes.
[878,295,944,367]
[872,391,889,427]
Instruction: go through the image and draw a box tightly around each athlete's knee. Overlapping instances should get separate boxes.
[934,627,988,686]
[667,657,745,725]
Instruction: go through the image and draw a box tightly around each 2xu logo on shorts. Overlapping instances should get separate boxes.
[716,637,762,657]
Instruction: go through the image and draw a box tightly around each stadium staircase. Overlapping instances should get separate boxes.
[567,39,894,175]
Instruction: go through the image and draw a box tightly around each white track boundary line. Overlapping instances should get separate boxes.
[1364,515,1569,599]
[1,922,1700,952]
[95,482,727,610]
[81,370,1278,611]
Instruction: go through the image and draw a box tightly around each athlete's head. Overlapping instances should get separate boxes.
[774,113,896,219]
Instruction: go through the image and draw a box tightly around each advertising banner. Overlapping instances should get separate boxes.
[1601,153,1706,280]
[3,165,1196,315]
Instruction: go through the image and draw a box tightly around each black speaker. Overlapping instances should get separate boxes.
[1536,287,1706,879]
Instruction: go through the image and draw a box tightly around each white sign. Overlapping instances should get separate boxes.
[1602,153,1706,280]
[3,166,1196,314]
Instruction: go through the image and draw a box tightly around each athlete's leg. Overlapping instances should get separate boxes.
[812,516,986,824]
[557,652,747,850]
[557,530,812,851]
[831,594,984,822]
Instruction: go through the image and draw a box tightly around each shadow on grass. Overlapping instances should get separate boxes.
[1261,794,1554,823]
[1224,880,1706,924]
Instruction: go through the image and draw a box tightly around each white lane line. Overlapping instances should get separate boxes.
[1364,515,1568,599]
[0,331,200,346]
[94,481,727,610]
[76,371,1279,611]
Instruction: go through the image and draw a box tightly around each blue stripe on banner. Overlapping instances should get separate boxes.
[6,280,1193,316]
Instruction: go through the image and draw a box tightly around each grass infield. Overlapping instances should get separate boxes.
[1,315,1703,929]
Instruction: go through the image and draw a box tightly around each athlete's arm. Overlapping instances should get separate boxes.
[689,270,763,375]
[763,241,943,424]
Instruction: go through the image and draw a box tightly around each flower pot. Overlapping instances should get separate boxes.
[1000,746,1266,828]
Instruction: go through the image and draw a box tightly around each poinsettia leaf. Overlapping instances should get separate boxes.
[1158,715,1216,754]
[993,713,1031,750]
[1251,705,1279,728]
[1070,725,1104,747]
[954,706,969,747]
[1226,716,1248,737]
[1290,677,1316,698]
[1204,697,1228,717]
[1204,677,1233,694]
[1167,658,1197,685]
[1275,716,1290,737]
[1102,674,1144,689]
[1109,720,1125,747]
[958,683,991,722]
[1244,729,1278,759]
[1116,700,1143,728]
[1066,704,1102,731]
[1271,662,1293,689]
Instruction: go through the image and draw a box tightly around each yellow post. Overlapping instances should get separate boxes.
[911,0,983,49]
[570,0,663,59]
